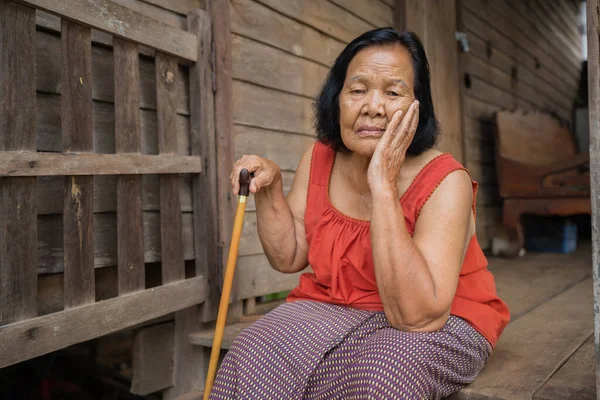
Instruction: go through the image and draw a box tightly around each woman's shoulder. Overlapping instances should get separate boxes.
[406,148,459,170]
[401,149,472,202]
[412,149,474,215]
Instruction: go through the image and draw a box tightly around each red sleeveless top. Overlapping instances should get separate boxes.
[287,142,510,347]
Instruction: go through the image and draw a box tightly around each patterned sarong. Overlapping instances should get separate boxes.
[210,300,491,399]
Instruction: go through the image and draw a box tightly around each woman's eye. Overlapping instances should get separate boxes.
[351,89,366,94]
[387,91,399,97]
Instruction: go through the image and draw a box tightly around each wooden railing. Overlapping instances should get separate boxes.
[0,0,219,372]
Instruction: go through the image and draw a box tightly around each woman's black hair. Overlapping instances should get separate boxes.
[314,27,439,154]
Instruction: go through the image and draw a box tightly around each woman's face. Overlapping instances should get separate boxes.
[339,44,416,157]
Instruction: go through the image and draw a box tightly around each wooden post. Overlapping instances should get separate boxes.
[114,38,145,295]
[587,0,600,394]
[394,0,464,163]
[156,53,185,284]
[0,1,37,325]
[206,0,236,303]
[188,9,220,322]
[61,20,95,308]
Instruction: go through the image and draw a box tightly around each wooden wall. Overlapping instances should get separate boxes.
[230,0,395,298]
[458,0,583,249]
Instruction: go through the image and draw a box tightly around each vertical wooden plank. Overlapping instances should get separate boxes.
[131,322,175,395]
[156,53,185,283]
[188,10,219,322]
[62,20,95,308]
[206,0,236,301]
[162,307,204,399]
[587,0,600,394]
[0,1,38,325]
[114,39,145,295]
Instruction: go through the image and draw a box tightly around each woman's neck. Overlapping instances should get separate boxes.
[338,150,419,195]
[338,151,373,194]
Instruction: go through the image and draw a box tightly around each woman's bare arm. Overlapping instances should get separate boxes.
[371,169,473,331]
[232,144,314,273]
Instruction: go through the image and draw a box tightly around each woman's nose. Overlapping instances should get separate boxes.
[362,91,385,118]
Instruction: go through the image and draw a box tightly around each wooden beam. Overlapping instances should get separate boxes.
[62,20,95,308]
[0,1,38,325]
[0,275,207,369]
[187,10,220,322]
[156,53,185,284]
[14,0,198,61]
[114,38,145,295]
[587,0,600,395]
[0,152,202,176]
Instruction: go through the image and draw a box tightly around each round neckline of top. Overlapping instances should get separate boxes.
[324,151,451,226]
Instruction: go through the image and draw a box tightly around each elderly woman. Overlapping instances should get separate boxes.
[211,27,510,399]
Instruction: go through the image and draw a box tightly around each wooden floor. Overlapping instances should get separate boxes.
[451,243,595,400]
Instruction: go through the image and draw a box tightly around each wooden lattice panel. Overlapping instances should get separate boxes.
[0,0,217,370]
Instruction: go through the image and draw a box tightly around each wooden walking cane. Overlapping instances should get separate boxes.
[204,169,252,400]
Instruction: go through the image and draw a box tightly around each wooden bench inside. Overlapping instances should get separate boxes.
[190,246,595,400]
[495,110,591,254]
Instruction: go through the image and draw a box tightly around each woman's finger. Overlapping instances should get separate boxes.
[405,102,419,145]
[378,109,404,150]
[386,109,404,140]
[230,157,261,194]
[248,169,271,194]
[392,101,418,148]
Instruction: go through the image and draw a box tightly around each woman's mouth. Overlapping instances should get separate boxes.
[357,125,385,137]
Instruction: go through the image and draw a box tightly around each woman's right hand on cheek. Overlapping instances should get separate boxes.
[230,155,282,195]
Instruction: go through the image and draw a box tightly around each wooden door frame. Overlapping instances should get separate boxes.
[587,0,600,394]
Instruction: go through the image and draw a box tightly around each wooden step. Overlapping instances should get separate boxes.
[188,315,262,349]
[449,277,593,400]
[533,335,595,400]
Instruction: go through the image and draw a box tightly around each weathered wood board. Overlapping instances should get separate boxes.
[230,0,344,67]
[0,1,38,325]
[0,275,207,369]
[114,38,145,295]
[19,0,198,61]
[256,0,373,43]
